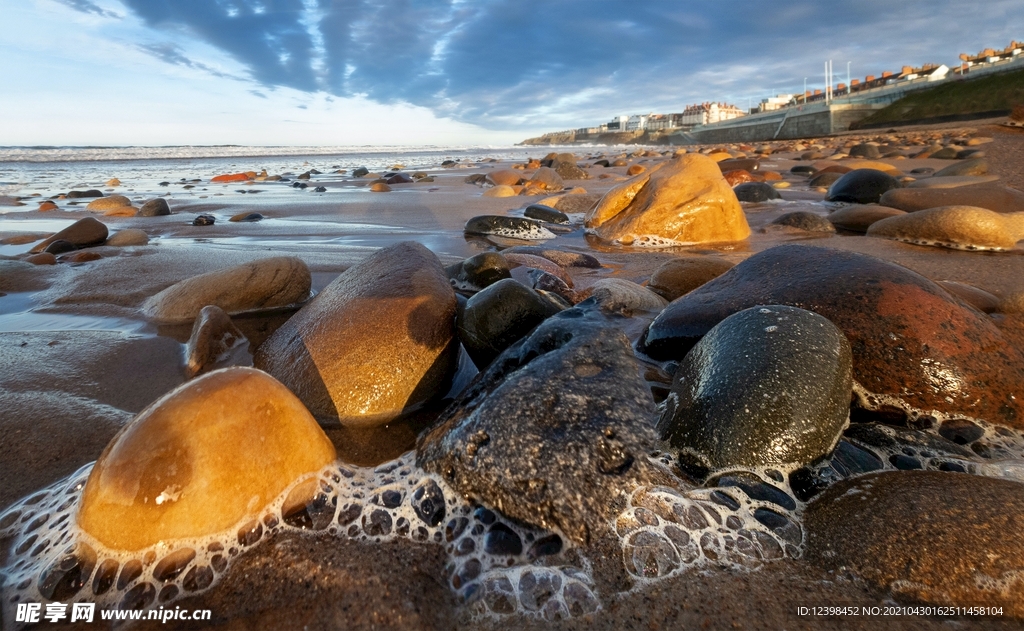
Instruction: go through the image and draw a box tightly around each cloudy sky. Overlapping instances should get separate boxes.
[1,0,1019,146]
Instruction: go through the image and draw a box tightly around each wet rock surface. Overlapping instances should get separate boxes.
[827,205,906,232]
[647,256,735,301]
[867,205,1024,251]
[254,242,458,427]
[734,182,780,203]
[185,305,248,378]
[805,470,1024,618]
[658,306,852,473]
[769,211,836,233]
[826,169,901,204]
[585,154,750,245]
[418,310,661,544]
[880,185,1024,213]
[640,245,1024,427]
[458,278,562,369]
[29,217,108,253]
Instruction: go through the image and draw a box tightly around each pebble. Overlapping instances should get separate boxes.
[770,211,836,233]
[825,169,901,204]
[30,217,108,253]
[482,185,516,198]
[464,216,556,240]
[827,205,906,232]
[523,204,569,224]
[867,205,1024,251]
[142,256,311,324]
[733,182,780,202]
[193,214,216,226]
[229,212,264,222]
[658,305,851,473]
[582,278,667,314]
[447,252,512,293]
[254,242,458,427]
[879,185,1024,213]
[139,198,171,217]
[647,256,734,301]
[585,154,750,245]
[185,305,247,378]
[77,367,336,550]
[419,310,661,544]
[85,195,132,212]
[105,229,149,247]
[458,278,562,369]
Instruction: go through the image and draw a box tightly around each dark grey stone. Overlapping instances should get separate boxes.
[770,211,836,233]
[523,204,569,224]
[418,309,660,543]
[352,166,370,177]
[657,305,852,472]
[848,143,880,159]
[458,278,562,369]
[733,182,780,203]
[826,169,900,204]
[447,252,511,293]
[464,215,555,240]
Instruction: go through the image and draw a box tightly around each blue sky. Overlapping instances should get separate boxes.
[1,0,1019,146]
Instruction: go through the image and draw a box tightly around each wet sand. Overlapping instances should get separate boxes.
[3,125,1024,629]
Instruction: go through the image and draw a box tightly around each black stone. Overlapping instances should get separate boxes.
[657,305,852,470]
[524,204,569,224]
[66,189,103,199]
[448,252,511,293]
[44,240,76,255]
[352,166,370,177]
[313,186,327,192]
[139,198,171,217]
[192,214,215,226]
[458,278,562,369]
[733,182,780,203]
[826,169,900,204]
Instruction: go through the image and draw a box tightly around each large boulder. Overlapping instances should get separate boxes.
[77,367,337,551]
[29,217,108,253]
[879,185,1024,214]
[658,306,851,474]
[142,256,311,324]
[418,310,661,544]
[867,205,1024,251]
[584,154,750,246]
[254,242,458,427]
[639,245,1024,428]
[805,471,1024,618]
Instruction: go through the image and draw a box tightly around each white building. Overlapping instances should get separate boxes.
[759,95,796,112]
[626,114,649,131]
[680,102,746,126]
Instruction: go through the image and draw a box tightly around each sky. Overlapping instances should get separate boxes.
[0,0,1020,147]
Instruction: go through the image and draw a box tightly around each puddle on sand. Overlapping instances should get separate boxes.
[0,292,148,334]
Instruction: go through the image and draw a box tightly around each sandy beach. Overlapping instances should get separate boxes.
[2,123,1024,630]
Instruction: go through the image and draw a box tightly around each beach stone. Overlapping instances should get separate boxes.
[626,165,646,176]
[193,214,215,226]
[805,471,1024,617]
[458,278,562,369]
[61,251,102,263]
[66,189,103,199]
[847,143,880,159]
[639,244,1024,427]
[585,154,750,245]
[528,167,565,191]
[808,171,844,188]
[229,212,264,222]
[30,217,108,253]
[936,281,1000,314]
[826,169,901,204]
[464,216,555,240]
[647,256,735,301]
[930,147,959,159]
[369,183,391,192]
[717,158,759,173]
[933,158,989,177]
[523,203,569,224]
[880,185,1024,214]
[482,185,516,198]
[25,253,56,265]
[906,175,1000,189]
[352,167,370,177]
[723,169,755,186]
[1000,292,1024,314]
[447,252,511,292]
[105,229,149,247]
[866,205,1024,251]
[583,278,667,314]
[733,182,780,203]
[211,173,250,182]
[485,170,522,187]
[502,246,601,268]
[105,178,120,186]
[77,367,336,551]
[102,205,137,217]
[139,198,171,217]
[790,165,815,174]
[503,253,573,287]
[547,193,601,215]
[770,211,836,233]
[841,160,902,176]
[85,195,132,212]
[254,242,457,427]
[142,256,311,324]
[37,200,58,212]
[553,160,589,181]
[43,240,76,255]
[418,310,660,544]
[827,205,906,232]
[815,165,853,175]
[659,305,851,472]
[385,173,413,185]
[185,305,247,378]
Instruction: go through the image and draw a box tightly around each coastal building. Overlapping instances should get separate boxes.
[954,40,1023,75]
[680,102,746,126]
[896,64,948,82]
[605,115,629,131]
[625,114,649,131]
[758,95,797,112]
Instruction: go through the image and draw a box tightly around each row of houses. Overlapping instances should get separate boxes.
[568,39,1021,137]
